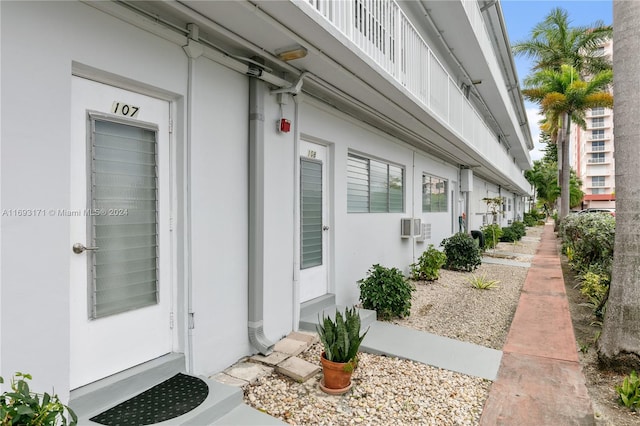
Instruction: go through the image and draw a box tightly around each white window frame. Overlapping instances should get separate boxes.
[347,153,404,213]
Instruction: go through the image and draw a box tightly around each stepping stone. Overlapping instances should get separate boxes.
[224,362,273,384]
[250,351,290,366]
[276,357,321,382]
[274,337,308,356]
[287,331,318,345]
[210,372,248,387]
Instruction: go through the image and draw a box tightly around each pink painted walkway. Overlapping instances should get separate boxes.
[480,222,595,425]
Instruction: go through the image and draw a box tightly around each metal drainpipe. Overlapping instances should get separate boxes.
[248,74,275,355]
[292,94,301,332]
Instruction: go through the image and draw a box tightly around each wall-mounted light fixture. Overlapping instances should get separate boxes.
[275,45,308,61]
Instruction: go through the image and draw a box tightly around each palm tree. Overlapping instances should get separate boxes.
[513,8,612,221]
[525,140,583,212]
[522,65,613,221]
[512,7,612,77]
[597,0,640,369]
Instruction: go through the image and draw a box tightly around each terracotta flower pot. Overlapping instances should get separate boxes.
[319,352,354,394]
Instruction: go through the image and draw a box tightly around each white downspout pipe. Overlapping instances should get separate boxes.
[248,74,275,355]
[292,94,301,332]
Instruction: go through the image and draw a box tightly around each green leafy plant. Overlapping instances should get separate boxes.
[499,226,519,242]
[559,213,615,279]
[0,372,77,426]
[316,307,368,364]
[410,245,446,281]
[510,221,526,239]
[482,197,504,224]
[578,272,609,319]
[523,211,539,227]
[468,274,500,290]
[616,371,640,410]
[501,221,526,242]
[441,233,482,272]
[358,264,415,320]
[482,224,503,249]
[564,245,574,262]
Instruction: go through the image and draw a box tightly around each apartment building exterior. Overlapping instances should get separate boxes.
[570,40,615,210]
[0,0,533,409]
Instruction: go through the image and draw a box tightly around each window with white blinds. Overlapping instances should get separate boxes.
[90,118,159,318]
[300,158,323,269]
[347,153,403,213]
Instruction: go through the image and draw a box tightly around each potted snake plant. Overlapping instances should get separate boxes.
[316,307,368,395]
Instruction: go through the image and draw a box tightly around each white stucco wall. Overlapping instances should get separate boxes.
[189,57,254,375]
[0,0,528,399]
[262,95,296,341]
[1,1,192,396]
[298,100,463,306]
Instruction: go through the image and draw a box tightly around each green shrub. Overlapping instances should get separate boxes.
[358,264,415,320]
[440,232,482,272]
[523,212,539,227]
[559,213,615,279]
[616,370,640,410]
[511,221,526,239]
[410,245,446,281]
[579,271,609,318]
[500,226,519,242]
[482,224,503,249]
[580,272,608,300]
[0,373,77,425]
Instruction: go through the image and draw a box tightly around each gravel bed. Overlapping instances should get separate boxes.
[245,348,490,425]
[243,227,545,425]
[391,263,527,350]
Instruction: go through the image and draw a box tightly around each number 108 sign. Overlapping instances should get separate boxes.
[112,101,140,118]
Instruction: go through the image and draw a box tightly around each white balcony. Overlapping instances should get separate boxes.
[304,0,530,191]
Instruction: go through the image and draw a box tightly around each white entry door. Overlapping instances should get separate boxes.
[70,77,173,389]
[299,141,329,302]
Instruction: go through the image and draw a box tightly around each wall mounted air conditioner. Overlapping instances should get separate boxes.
[401,218,422,238]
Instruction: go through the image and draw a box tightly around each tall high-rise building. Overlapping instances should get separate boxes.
[570,40,615,210]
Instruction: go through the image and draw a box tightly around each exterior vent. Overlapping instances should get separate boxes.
[401,218,421,238]
[416,223,432,242]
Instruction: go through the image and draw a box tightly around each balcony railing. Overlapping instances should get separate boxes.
[587,134,611,141]
[303,0,529,191]
[588,158,606,164]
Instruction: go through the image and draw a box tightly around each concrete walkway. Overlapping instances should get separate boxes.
[480,222,595,425]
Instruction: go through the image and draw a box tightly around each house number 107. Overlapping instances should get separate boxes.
[112,102,140,118]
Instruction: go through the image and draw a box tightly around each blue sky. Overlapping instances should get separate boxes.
[500,0,613,161]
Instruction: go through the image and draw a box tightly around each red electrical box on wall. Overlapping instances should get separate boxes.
[278,118,291,133]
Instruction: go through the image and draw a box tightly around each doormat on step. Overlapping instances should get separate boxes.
[89,373,209,425]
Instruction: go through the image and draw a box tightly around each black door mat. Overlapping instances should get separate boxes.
[89,373,209,425]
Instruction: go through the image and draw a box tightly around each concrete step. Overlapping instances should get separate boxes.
[299,303,376,333]
[299,294,336,319]
[212,404,287,425]
[69,353,243,425]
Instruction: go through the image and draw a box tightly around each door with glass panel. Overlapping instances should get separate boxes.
[70,77,173,389]
[299,141,329,302]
